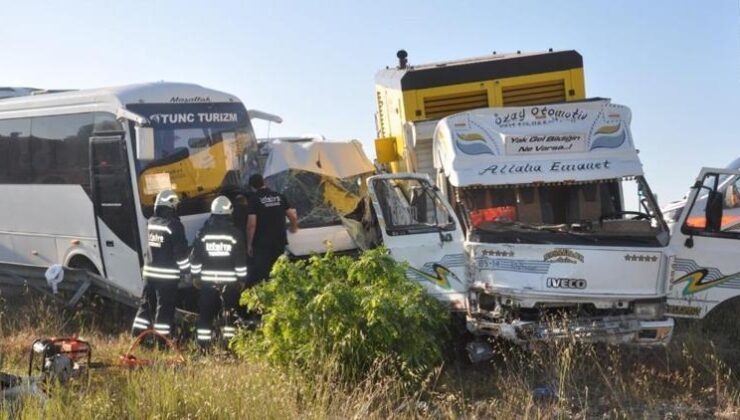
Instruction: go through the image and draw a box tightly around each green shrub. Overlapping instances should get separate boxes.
[235,248,450,383]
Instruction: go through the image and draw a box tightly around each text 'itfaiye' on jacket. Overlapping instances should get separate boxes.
[189,215,248,283]
[142,207,190,280]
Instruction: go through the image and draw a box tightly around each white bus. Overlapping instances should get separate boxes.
[0,82,259,302]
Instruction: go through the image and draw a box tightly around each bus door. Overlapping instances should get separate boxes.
[90,133,143,296]
[669,167,740,318]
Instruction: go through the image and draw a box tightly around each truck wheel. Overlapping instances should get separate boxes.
[702,296,740,342]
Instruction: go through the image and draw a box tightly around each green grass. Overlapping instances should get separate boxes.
[1,294,738,419]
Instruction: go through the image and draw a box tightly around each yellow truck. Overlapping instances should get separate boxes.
[373,49,586,180]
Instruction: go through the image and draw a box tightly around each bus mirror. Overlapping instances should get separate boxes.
[135,126,155,160]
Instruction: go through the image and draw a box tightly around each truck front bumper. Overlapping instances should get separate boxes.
[466,315,674,346]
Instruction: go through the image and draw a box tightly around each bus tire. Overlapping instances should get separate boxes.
[66,256,100,276]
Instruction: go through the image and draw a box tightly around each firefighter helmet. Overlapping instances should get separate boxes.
[210,196,233,215]
[154,189,180,210]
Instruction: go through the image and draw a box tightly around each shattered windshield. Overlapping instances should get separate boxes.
[371,177,455,235]
[265,170,363,228]
[458,177,668,246]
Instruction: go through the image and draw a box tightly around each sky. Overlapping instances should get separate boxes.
[1,0,738,205]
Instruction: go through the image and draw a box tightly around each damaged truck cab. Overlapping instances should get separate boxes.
[364,99,675,345]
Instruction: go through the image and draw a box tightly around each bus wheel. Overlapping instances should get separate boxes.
[66,256,100,275]
[66,256,133,331]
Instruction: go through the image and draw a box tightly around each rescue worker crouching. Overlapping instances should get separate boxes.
[132,190,190,341]
[190,196,248,349]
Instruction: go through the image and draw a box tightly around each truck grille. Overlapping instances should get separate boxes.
[423,90,489,119]
[502,79,566,106]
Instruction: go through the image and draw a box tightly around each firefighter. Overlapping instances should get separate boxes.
[190,196,248,348]
[131,189,190,340]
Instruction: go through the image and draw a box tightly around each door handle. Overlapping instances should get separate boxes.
[106,240,115,247]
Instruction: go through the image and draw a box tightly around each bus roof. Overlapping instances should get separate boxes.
[0,82,241,116]
[434,99,644,187]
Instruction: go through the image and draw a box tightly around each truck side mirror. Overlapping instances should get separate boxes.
[725,183,739,208]
[374,137,399,164]
[135,126,155,160]
[705,190,724,232]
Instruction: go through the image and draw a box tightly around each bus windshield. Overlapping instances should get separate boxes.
[127,102,258,217]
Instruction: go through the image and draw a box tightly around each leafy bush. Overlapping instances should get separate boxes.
[235,248,450,383]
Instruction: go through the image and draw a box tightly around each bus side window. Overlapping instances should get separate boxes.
[30,114,95,188]
[93,113,123,133]
[0,118,32,183]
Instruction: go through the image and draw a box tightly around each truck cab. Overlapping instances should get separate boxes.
[355,99,675,346]
[256,136,375,257]
[666,166,740,318]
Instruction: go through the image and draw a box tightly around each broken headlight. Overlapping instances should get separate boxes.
[633,301,665,318]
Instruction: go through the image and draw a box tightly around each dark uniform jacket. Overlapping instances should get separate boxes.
[190,215,248,283]
[143,206,190,280]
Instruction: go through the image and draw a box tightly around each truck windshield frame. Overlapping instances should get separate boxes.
[457,176,669,247]
[371,176,456,236]
[127,102,258,217]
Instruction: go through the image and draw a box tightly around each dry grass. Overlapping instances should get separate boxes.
[1,294,738,419]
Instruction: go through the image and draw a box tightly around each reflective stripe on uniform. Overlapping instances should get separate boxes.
[133,316,150,330]
[201,235,237,244]
[154,323,170,335]
[201,276,237,283]
[149,225,173,234]
[191,264,202,274]
[144,266,179,274]
[201,270,237,282]
[177,258,191,270]
[235,266,247,277]
[202,270,237,276]
[143,265,180,280]
[143,271,179,280]
[196,328,212,341]
[222,326,236,338]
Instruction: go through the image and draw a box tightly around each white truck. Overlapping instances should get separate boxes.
[257,136,375,257]
[664,163,740,320]
[351,99,679,346]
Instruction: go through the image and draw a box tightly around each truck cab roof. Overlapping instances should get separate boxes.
[434,98,643,187]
